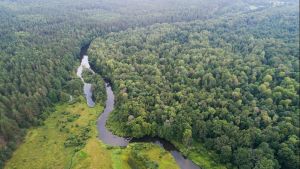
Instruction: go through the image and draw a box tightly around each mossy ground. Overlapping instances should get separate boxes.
[4,99,179,169]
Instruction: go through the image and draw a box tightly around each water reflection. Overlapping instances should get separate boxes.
[77,55,95,107]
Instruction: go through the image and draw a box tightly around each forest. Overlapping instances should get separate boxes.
[88,4,299,169]
[0,0,243,167]
[0,0,299,169]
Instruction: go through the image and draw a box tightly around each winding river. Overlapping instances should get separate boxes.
[77,45,200,169]
[77,55,95,107]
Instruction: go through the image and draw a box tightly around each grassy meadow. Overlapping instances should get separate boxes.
[4,98,179,169]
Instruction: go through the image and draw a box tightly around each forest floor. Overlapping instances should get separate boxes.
[4,98,178,169]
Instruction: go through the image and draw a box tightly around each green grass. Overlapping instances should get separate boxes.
[140,143,179,169]
[4,99,109,169]
[5,98,180,169]
[72,139,113,169]
[110,143,179,169]
[111,148,131,169]
[172,141,230,169]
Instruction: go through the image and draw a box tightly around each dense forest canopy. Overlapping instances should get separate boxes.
[0,0,299,168]
[88,4,299,169]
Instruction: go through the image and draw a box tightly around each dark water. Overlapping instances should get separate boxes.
[97,83,130,146]
[79,43,90,58]
[79,45,200,169]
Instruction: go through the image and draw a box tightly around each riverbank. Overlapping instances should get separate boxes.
[107,112,227,169]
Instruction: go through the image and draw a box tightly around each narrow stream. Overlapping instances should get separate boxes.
[97,83,130,146]
[77,45,200,169]
[76,55,95,107]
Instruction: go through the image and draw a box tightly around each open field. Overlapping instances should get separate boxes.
[5,99,179,169]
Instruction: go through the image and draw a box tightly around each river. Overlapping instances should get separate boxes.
[77,45,200,169]
[77,55,95,107]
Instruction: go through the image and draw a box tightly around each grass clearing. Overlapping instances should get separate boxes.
[72,138,112,169]
[110,143,179,169]
[172,141,229,169]
[5,99,107,169]
[5,99,180,169]
[143,144,179,169]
